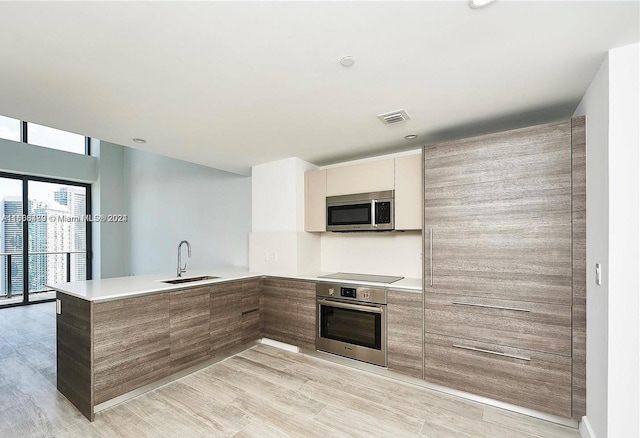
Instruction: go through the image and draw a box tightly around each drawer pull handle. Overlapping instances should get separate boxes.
[452,301,531,313]
[452,344,531,361]
[241,308,259,316]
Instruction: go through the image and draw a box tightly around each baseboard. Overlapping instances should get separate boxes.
[260,338,299,353]
[579,416,597,438]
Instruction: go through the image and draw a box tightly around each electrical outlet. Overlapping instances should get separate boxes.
[56,299,61,315]
[270,251,278,262]
[263,251,269,261]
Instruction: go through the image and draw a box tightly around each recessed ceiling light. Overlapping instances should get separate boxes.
[404,134,418,140]
[132,138,146,144]
[468,0,496,9]
[340,56,355,67]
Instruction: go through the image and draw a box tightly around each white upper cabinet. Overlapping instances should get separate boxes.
[304,170,326,232]
[394,153,422,230]
[325,158,395,196]
[304,153,422,232]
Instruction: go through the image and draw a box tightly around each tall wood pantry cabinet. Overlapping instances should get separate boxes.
[423,117,586,420]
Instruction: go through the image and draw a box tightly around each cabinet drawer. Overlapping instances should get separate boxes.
[242,308,261,343]
[424,333,571,417]
[94,293,171,404]
[425,293,571,356]
[388,290,423,379]
[170,287,211,373]
[241,280,261,314]
[210,283,242,354]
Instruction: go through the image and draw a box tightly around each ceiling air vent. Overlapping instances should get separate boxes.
[377,109,410,125]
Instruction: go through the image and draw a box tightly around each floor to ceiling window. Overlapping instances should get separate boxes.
[0,114,92,306]
[0,174,91,306]
[0,175,24,305]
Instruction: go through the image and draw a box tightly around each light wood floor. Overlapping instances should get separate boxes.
[0,303,580,438]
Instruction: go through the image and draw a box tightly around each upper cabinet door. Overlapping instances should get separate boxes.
[304,170,326,232]
[394,153,423,230]
[424,120,572,305]
[326,158,394,196]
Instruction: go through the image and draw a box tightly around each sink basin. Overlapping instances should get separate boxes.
[161,275,219,284]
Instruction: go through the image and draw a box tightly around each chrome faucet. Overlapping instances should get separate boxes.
[177,240,191,278]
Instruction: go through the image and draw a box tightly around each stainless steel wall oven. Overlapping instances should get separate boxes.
[316,283,387,367]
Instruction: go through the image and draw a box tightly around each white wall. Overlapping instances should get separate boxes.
[252,158,299,232]
[574,55,609,438]
[91,141,129,279]
[321,232,422,278]
[249,157,320,275]
[574,42,640,438]
[606,42,639,438]
[124,148,251,276]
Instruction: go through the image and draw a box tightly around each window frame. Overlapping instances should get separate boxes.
[16,119,91,156]
[0,170,92,308]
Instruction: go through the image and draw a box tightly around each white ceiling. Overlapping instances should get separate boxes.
[0,1,637,176]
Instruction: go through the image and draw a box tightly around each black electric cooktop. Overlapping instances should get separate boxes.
[318,272,404,284]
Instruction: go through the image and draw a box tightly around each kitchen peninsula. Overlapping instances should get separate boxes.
[50,268,421,421]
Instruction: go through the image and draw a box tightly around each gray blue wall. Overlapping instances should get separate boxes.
[0,136,252,280]
[123,148,251,276]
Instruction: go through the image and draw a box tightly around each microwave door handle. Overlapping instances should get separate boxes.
[371,200,377,227]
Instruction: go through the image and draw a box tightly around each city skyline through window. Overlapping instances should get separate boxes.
[0,177,22,303]
[0,174,90,306]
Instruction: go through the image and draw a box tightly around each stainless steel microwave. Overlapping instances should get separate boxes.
[326,190,394,232]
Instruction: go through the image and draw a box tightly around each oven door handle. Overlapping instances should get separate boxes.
[317,299,384,314]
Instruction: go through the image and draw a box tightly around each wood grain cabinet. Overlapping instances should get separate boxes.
[295,281,316,350]
[387,290,422,379]
[423,117,586,419]
[210,282,243,356]
[170,286,211,373]
[58,278,268,421]
[424,293,571,356]
[262,278,315,350]
[424,333,572,418]
[93,293,171,405]
[241,279,262,343]
[56,292,93,420]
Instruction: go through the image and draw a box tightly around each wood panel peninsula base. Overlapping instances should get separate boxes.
[54,275,324,422]
[56,278,264,421]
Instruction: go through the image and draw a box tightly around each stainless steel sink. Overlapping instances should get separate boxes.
[161,275,219,284]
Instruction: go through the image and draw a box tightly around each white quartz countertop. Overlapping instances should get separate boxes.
[47,267,422,302]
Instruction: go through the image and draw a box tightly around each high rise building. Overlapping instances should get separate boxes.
[1,187,87,298]
[53,187,86,281]
[0,196,23,296]
[27,200,50,292]
[44,204,71,288]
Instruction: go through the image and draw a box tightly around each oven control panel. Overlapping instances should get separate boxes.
[340,287,357,299]
[316,283,387,304]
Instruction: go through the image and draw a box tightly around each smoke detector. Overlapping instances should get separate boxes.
[377,109,410,125]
